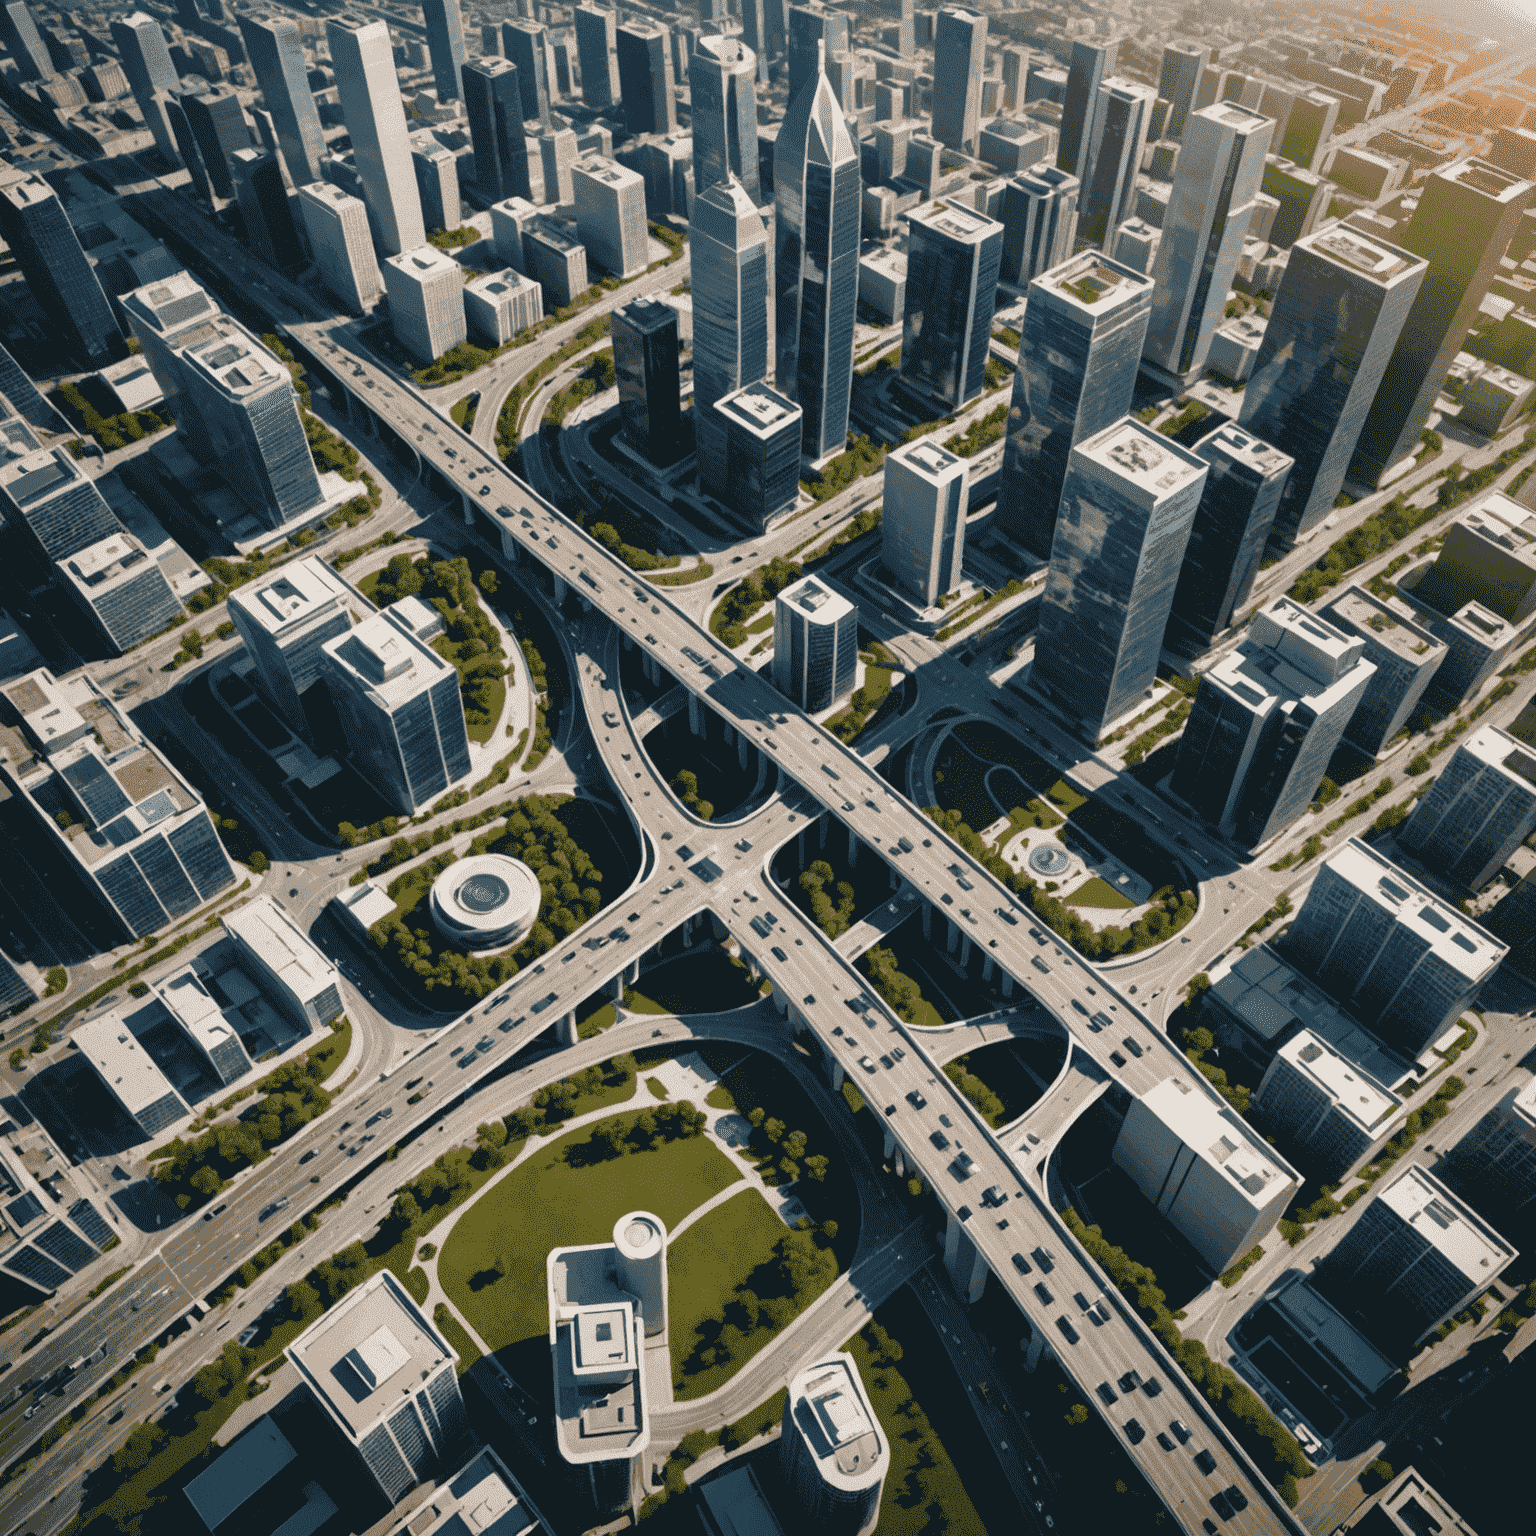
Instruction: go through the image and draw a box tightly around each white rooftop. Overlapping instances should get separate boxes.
[179,324,290,402]
[1275,1029,1402,1137]
[1038,250,1152,310]
[323,609,455,709]
[778,573,856,624]
[229,556,352,638]
[154,966,243,1057]
[909,199,1001,243]
[1142,1076,1295,1208]
[786,1353,884,1492]
[222,896,339,1005]
[73,1011,186,1117]
[891,436,964,481]
[1372,1164,1517,1282]
[1305,223,1421,282]
[385,245,463,281]
[333,881,397,934]
[394,1448,545,1536]
[716,380,801,436]
[1454,723,1536,790]
[1077,417,1207,497]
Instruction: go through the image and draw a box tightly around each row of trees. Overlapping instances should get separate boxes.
[797,859,857,939]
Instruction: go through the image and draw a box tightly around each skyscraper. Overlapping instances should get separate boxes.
[1158,42,1208,140]
[900,201,1003,413]
[413,141,460,233]
[322,606,472,815]
[616,22,675,137]
[1279,89,1339,173]
[882,437,967,607]
[239,12,326,188]
[462,57,532,204]
[1399,724,1536,890]
[774,574,857,711]
[1057,36,1117,179]
[231,148,305,271]
[110,12,180,163]
[0,2,52,81]
[1285,839,1506,1055]
[787,5,849,106]
[382,246,467,365]
[0,447,119,563]
[1164,424,1293,656]
[538,126,576,205]
[1031,419,1207,740]
[775,54,860,460]
[1239,224,1426,552]
[1143,102,1273,384]
[574,5,619,110]
[0,177,121,367]
[1076,78,1155,250]
[1349,160,1536,488]
[571,157,648,278]
[501,19,551,124]
[420,0,465,103]
[996,251,1153,561]
[715,382,802,529]
[327,14,426,256]
[299,183,381,314]
[999,166,1079,286]
[119,270,221,435]
[779,1353,885,1535]
[693,175,771,494]
[931,8,986,157]
[612,297,681,463]
[692,36,759,199]
[1170,598,1375,845]
[1262,156,1334,248]
[182,86,250,201]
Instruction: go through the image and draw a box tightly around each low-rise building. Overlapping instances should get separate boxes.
[779,1352,885,1535]
[1416,492,1536,625]
[384,1447,550,1536]
[463,269,543,347]
[152,966,254,1088]
[72,1011,189,1140]
[523,217,589,309]
[1458,363,1534,436]
[1337,1466,1478,1536]
[221,896,343,1034]
[0,1123,119,1293]
[857,248,906,324]
[382,245,466,366]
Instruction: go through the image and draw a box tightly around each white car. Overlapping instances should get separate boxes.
[859,1056,877,1073]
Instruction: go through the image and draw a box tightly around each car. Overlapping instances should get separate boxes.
[1091,1011,1114,1030]
[997,907,1018,925]
[879,1054,894,1069]
[1110,1050,1128,1068]
[1056,1317,1079,1344]
[930,1130,950,1150]
[981,1185,1007,1207]
[1224,1485,1247,1512]
[940,892,953,905]
[1210,1492,1234,1521]
[804,993,816,1005]
[1032,956,1051,974]
[1142,1376,1163,1397]
[891,1046,905,1060]
[1202,1522,1219,1536]
[956,1205,972,1222]
[859,1056,877,1073]
[1194,1449,1217,1475]
[603,711,618,728]
[1097,1381,1118,1405]
[907,1089,927,1109]
[1032,1246,1054,1272]
[939,1114,952,1127]
[1074,1291,1092,1311]
[299,1150,317,1164]
[498,1019,515,1032]
[238,1326,259,1346]
[883,1103,896,1118]
[953,1151,975,1177]
[1117,1370,1141,1393]
[203,1203,228,1222]
[1122,1036,1144,1058]
[1125,1418,1145,1445]
[260,1197,290,1221]
[450,1045,463,1055]
[1071,998,1089,1015]
[1033,1282,1053,1305]
[1170,1420,1192,1444]
[1093,1301,1111,1325]
[1157,1432,1175,1451]
[1010,1252,1032,1275]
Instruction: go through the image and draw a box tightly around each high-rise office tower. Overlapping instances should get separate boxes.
[1031,419,1207,740]
[693,175,771,493]
[501,19,550,124]
[1143,102,1273,384]
[0,338,66,435]
[327,15,426,257]
[1350,160,1536,488]
[715,382,802,530]
[1240,225,1426,552]
[693,36,759,199]
[1286,839,1506,1054]
[1318,586,1446,757]
[177,322,324,528]
[1158,43,1208,140]
[0,2,52,81]
[1309,1165,1515,1355]
[1279,89,1339,173]
[412,141,460,232]
[996,251,1152,561]
[1418,493,1536,623]
[1164,424,1293,656]
[288,1272,470,1504]
[931,8,986,157]
[1057,36,1117,178]
[537,126,576,205]
[383,246,467,365]
[1000,45,1029,113]
[299,183,381,314]
[572,157,648,278]
[522,217,588,307]
[0,668,236,942]
[227,555,356,734]
[900,201,1003,413]
[616,22,675,137]
[774,573,857,711]
[489,196,539,273]
[462,57,532,203]
[779,1353,885,1535]
[119,270,221,437]
[612,297,681,463]
[231,148,305,271]
[322,606,471,815]
[1076,77,1155,249]
[574,5,619,110]
[421,0,465,103]
[239,13,326,188]
[787,6,849,105]
[182,86,249,201]
[1262,156,1333,248]
[111,12,180,163]
[999,166,1078,286]
[1171,598,1375,845]
[882,437,967,607]
[0,447,118,562]
[1399,725,1536,890]
[0,177,121,367]
[775,52,859,461]
[1447,1076,1536,1218]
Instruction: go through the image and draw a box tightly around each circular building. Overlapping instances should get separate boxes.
[428,854,542,953]
[612,1211,668,1338]
[1028,844,1072,878]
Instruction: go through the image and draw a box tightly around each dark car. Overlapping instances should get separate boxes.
[1032,1246,1054,1272]
[1056,1316,1079,1344]
[1118,1370,1142,1393]
[299,1150,317,1164]
[1097,1382,1117,1406]
[1010,1252,1031,1275]
[1194,1449,1217,1475]
[1033,1282,1053,1305]
[1142,1376,1163,1397]
[907,1089,927,1109]
[1124,1419,1145,1445]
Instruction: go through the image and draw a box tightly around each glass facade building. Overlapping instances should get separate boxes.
[238,12,327,188]
[716,382,802,530]
[571,157,649,278]
[421,0,465,103]
[931,8,986,156]
[900,201,1003,413]
[999,166,1079,287]
[774,58,860,460]
[996,251,1153,561]
[574,5,620,110]
[616,22,675,137]
[299,183,382,314]
[1239,224,1426,552]
[502,20,552,123]
[462,58,532,204]
[1058,37,1117,179]
[773,574,858,712]
[232,148,306,271]
[612,297,681,463]
[787,5,849,105]
[1158,42,1208,140]
[111,11,179,162]
[1031,418,1207,740]
[1077,78,1156,251]
[692,35,760,199]
[882,437,967,606]
[182,86,250,201]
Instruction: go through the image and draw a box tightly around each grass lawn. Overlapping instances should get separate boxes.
[440,1117,741,1353]
[668,1190,800,1398]
[462,673,505,743]
[1047,777,1089,814]
[1066,876,1136,910]
[624,951,766,1015]
[646,1076,668,1099]
[577,1001,616,1039]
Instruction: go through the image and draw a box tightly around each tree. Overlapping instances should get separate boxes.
[477,569,499,595]
[1064,1403,1089,1426]
[113,1422,166,1474]
[248,851,270,873]
[189,1166,223,1198]
[392,1190,422,1226]
[763,1117,785,1143]
[784,1129,808,1161]
[804,1154,829,1182]
[286,1280,319,1319]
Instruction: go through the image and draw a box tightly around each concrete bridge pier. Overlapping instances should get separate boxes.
[982,954,994,982]
[922,904,932,940]
[552,574,567,604]
[737,735,749,769]
[610,973,625,1002]
[797,828,807,870]
[710,914,730,941]
[688,693,702,736]
[819,812,829,848]
[959,935,972,969]
[830,1057,845,1092]
[847,825,858,866]
[943,1212,989,1304]
[499,528,520,563]
[461,491,475,525]
[1021,1320,1048,1371]
[770,983,789,1017]
[946,920,959,954]
[889,862,900,890]
[625,959,641,984]
[557,1012,578,1046]
[1001,972,1014,998]
[681,914,694,946]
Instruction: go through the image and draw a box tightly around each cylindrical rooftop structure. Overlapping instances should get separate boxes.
[428,853,542,953]
[613,1210,668,1337]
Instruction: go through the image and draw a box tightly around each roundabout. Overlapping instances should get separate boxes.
[428,852,543,952]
